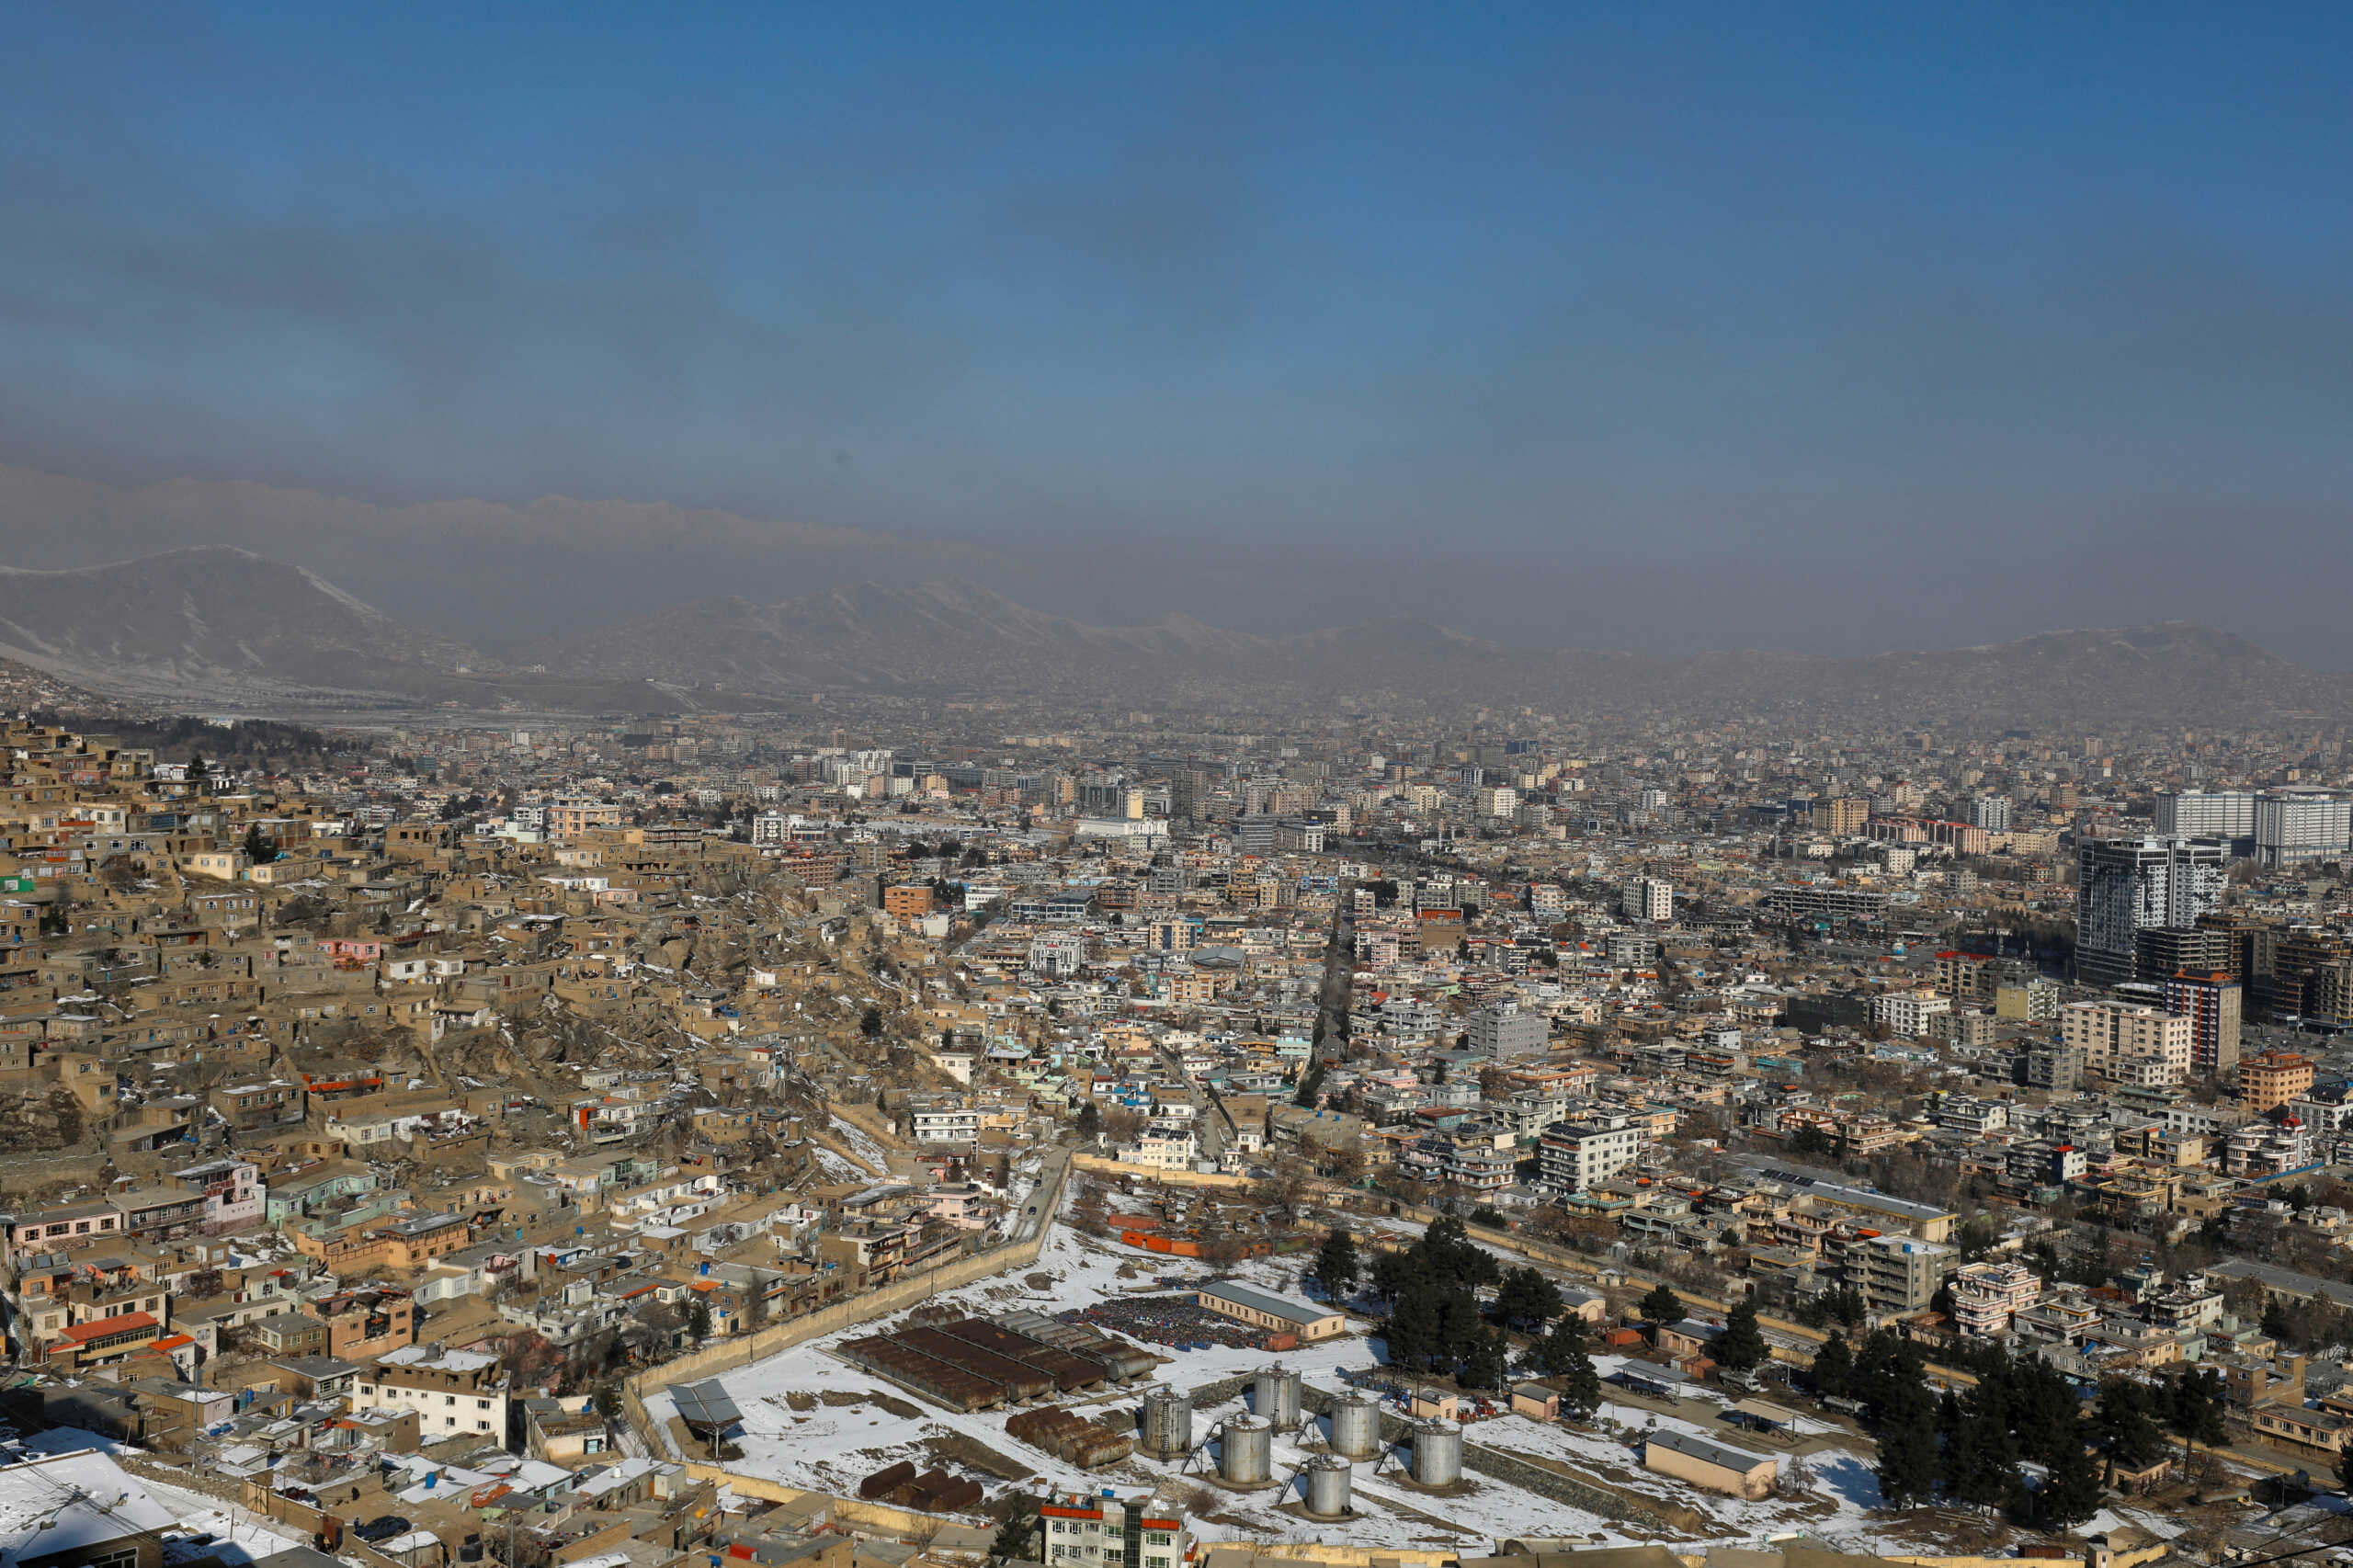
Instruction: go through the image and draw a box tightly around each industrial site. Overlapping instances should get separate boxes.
[645,1217,1950,1555]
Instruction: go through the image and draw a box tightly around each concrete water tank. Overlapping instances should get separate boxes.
[1327,1392,1381,1458]
[1303,1453,1352,1517]
[1252,1365,1302,1429]
[1221,1416,1273,1484]
[1410,1420,1462,1487]
[1140,1386,1192,1459]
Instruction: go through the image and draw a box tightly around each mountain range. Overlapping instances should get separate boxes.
[0,543,2343,727]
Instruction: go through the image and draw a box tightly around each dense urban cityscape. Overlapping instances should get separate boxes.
[7,10,2351,1568]
[4,682,2353,1568]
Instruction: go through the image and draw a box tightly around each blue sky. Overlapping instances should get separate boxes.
[4,4,2351,657]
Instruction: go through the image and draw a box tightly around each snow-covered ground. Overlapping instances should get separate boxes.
[827,1115,891,1174]
[9,1432,306,1567]
[813,1147,869,1183]
[651,1221,1897,1551]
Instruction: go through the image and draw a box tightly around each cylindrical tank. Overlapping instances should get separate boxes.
[1327,1392,1381,1459]
[1221,1416,1273,1484]
[1410,1420,1462,1487]
[1140,1387,1192,1458]
[1252,1365,1302,1429]
[1303,1453,1351,1517]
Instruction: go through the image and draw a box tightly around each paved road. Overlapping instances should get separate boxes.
[1312,880,1355,1068]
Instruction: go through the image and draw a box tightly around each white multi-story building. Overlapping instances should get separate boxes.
[1871,990,1951,1040]
[2154,790,2256,839]
[1949,1261,2042,1335]
[1029,930,1088,979]
[2255,791,2353,868]
[2075,837,2227,987]
[1040,1493,1189,1568]
[1538,1115,1647,1192]
[1622,876,1673,924]
[906,1098,982,1148]
[350,1346,508,1440]
[1967,795,2013,833]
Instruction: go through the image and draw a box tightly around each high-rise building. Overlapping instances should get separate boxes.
[1968,795,2013,833]
[2075,837,2227,988]
[1811,796,1869,835]
[2154,790,2256,840]
[2257,931,2353,1028]
[2058,999,2192,1081]
[2195,910,2270,983]
[2254,792,2353,868]
[2133,925,2233,983]
[2160,971,2243,1077]
[1622,876,1673,923]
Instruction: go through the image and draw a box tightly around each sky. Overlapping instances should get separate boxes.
[4,4,2352,661]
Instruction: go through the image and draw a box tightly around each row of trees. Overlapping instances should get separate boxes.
[1815,1326,2222,1527]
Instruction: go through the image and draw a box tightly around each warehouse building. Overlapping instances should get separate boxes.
[1193,1282,1346,1342]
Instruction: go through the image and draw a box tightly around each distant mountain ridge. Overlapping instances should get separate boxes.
[0,546,483,692]
[0,545,2340,725]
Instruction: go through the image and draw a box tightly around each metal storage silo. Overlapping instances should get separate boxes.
[1140,1386,1192,1459]
[1220,1416,1273,1484]
[1251,1365,1302,1429]
[1302,1453,1352,1517]
[1410,1419,1462,1486]
[1327,1392,1381,1459]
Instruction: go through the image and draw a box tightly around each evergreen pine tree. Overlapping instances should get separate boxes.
[1715,1301,1768,1372]
[1875,1413,1940,1507]
[2038,1426,2105,1528]
[2094,1378,2165,1478]
[2261,1298,2293,1346]
[1495,1266,1562,1329]
[989,1511,1039,1565]
[1542,1314,1602,1415]
[1809,1334,1854,1398]
[1316,1229,1360,1297]
[1639,1281,1682,1324]
[1955,1382,2019,1512]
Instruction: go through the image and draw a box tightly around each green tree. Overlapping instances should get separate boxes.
[989,1510,1039,1565]
[1639,1281,1682,1324]
[2093,1378,2165,1479]
[688,1296,713,1345]
[1074,1101,1102,1140]
[1494,1266,1563,1330]
[1715,1300,1768,1373]
[1809,1334,1854,1398]
[1536,1314,1603,1415]
[1956,1214,1999,1261]
[2168,1366,2228,1460]
[1316,1229,1360,1298]
[2038,1424,2105,1528]
[1874,1413,1940,1507]
[1463,1326,1511,1391]
[859,1006,885,1039]
[241,824,279,864]
[1293,1062,1327,1107]
[2262,1298,2292,1345]
[1789,1121,1834,1158]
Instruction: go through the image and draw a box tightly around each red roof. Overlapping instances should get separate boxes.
[57,1311,158,1343]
